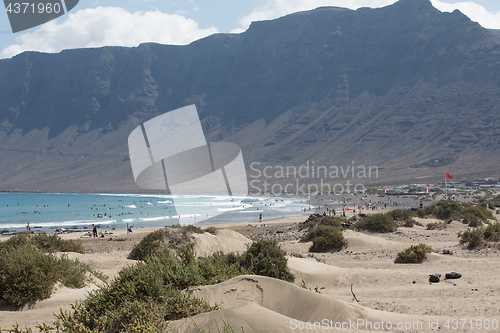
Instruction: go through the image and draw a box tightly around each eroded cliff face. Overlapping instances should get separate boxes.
[1,0,500,191]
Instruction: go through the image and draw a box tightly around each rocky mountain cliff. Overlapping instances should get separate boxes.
[1,0,500,192]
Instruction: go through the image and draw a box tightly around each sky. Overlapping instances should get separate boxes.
[1,0,500,59]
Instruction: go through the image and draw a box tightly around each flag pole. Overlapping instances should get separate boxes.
[445,172,447,199]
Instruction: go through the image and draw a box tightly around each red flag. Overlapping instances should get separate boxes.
[445,172,453,179]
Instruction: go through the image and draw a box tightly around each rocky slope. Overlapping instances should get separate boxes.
[1,0,500,192]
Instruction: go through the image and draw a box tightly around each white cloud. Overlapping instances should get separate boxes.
[232,0,500,33]
[1,6,218,59]
[431,0,500,29]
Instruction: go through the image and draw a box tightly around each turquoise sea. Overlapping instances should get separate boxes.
[0,193,309,234]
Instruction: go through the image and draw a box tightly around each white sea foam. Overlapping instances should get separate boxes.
[218,207,245,212]
[1,220,115,229]
[139,216,170,222]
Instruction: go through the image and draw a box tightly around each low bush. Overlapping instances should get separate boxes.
[128,228,167,260]
[458,228,484,248]
[298,214,346,232]
[388,209,418,226]
[0,246,56,306]
[395,244,434,263]
[301,225,347,252]
[238,239,294,281]
[465,218,482,228]
[128,225,216,261]
[204,226,218,235]
[426,221,446,230]
[419,200,494,223]
[354,213,398,233]
[458,223,500,248]
[483,223,500,242]
[0,246,103,307]
[181,224,204,234]
[478,200,496,210]
[0,233,84,254]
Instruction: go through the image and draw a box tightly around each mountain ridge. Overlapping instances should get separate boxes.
[0,0,500,192]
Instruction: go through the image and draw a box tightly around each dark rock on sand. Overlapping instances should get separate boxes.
[429,273,441,283]
[445,272,462,279]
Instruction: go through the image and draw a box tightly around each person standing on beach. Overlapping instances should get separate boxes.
[127,223,133,235]
[26,223,32,234]
[92,224,98,238]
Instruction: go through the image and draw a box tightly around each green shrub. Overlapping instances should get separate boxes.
[462,205,490,226]
[458,223,500,248]
[238,239,294,281]
[0,233,84,254]
[0,247,102,307]
[0,246,56,306]
[418,200,464,220]
[458,228,484,248]
[301,225,347,252]
[299,214,346,232]
[388,209,418,226]
[395,244,434,263]
[170,224,204,234]
[483,223,500,242]
[310,235,346,252]
[426,221,446,230]
[419,200,494,223]
[478,200,496,210]
[184,225,204,234]
[354,214,398,233]
[128,229,167,260]
[198,252,250,285]
[128,226,211,261]
[204,226,218,235]
[466,218,482,228]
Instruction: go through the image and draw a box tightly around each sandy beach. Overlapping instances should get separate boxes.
[1,209,499,332]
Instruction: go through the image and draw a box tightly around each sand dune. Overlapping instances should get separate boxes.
[343,230,407,252]
[171,275,436,333]
[193,229,252,257]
